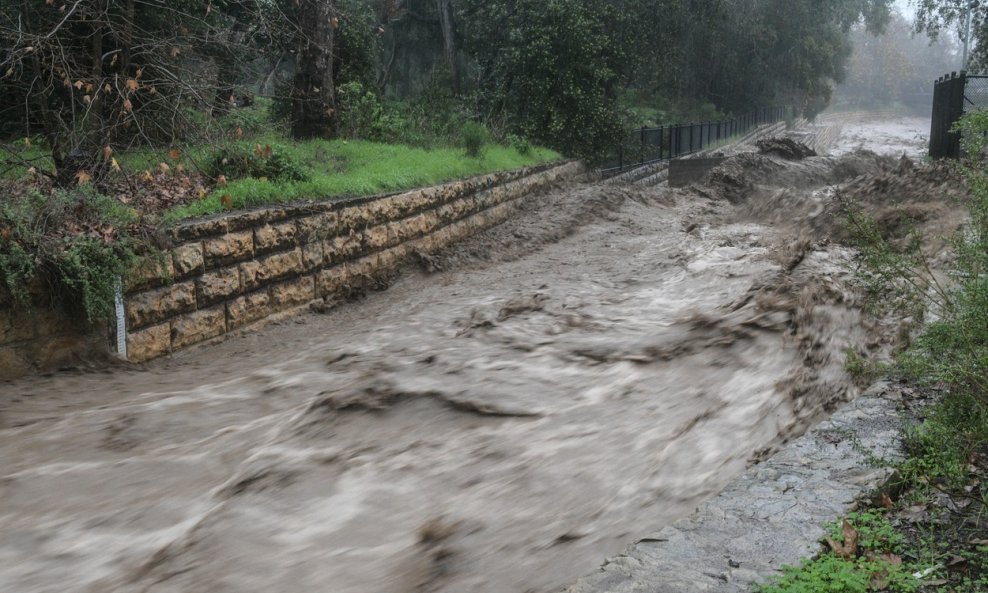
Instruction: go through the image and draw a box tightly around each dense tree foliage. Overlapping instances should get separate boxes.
[912,0,987,69]
[2,0,900,174]
[457,0,635,157]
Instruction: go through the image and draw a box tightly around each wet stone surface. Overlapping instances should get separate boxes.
[562,383,904,593]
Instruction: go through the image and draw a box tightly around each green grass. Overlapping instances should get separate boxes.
[1,135,561,222]
[161,137,559,221]
[757,512,920,593]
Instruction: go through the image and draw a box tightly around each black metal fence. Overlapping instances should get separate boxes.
[600,106,790,177]
[930,72,988,159]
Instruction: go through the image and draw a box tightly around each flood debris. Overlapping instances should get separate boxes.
[0,117,938,593]
[756,137,818,160]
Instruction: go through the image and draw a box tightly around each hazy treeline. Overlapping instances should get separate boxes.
[1,0,939,176]
[835,11,960,112]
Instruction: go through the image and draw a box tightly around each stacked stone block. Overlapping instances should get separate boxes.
[123,161,582,362]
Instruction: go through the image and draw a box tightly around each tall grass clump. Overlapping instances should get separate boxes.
[840,109,988,486]
[461,122,489,158]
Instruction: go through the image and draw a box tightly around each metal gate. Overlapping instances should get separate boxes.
[929,72,988,159]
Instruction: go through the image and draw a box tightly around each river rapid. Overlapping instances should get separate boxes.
[0,116,931,593]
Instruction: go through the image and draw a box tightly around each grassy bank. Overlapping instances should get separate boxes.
[3,136,559,223]
[159,138,559,221]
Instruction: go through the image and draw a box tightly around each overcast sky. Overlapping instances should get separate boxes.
[895,0,916,19]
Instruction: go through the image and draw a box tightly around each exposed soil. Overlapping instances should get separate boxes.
[755,137,817,160]
[0,116,943,593]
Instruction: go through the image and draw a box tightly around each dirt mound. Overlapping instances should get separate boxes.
[756,137,817,160]
[697,153,784,203]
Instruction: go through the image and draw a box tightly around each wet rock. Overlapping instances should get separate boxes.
[203,230,255,268]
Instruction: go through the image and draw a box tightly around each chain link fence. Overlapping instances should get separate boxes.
[964,75,988,111]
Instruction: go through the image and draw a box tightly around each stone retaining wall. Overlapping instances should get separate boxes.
[122,160,583,362]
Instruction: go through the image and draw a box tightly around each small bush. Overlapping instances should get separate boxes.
[899,392,988,489]
[758,554,919,593]
[461,121,488,158]
[205,144,308,182]
[825,511,904,554]
[507,133,532,155]
[216,98,283,138]
[337,82,410,143]
[0,188,147,323]
[843,347,887,386]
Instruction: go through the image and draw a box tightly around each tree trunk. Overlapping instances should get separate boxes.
[291,0,338,139]
[436,0,459,94]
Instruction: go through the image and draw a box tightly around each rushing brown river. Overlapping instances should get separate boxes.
[0,117,930,593]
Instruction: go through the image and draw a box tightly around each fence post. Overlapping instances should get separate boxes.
[640,126,646,165]
[930,78,938,157]
[930,77,942,158]
[949,72,964,158]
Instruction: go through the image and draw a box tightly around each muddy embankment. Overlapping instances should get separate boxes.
[0,118,966,593]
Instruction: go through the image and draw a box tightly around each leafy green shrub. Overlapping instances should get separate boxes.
[0,240,34,304]
[205,144,308,182]
[826,511,904,554]
[899,392,988,489]
[507,133,532,155]
[216,98,283,138]
[0,188,146,323]
[461,122,488,158]
[757,555,919,593]
[337,82,410,143]
[338,82,380,140]
[843,347,887,386]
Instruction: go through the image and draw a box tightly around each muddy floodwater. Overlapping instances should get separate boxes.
[0,117,930,593]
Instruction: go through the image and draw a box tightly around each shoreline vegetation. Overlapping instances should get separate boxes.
[757,112,988,593]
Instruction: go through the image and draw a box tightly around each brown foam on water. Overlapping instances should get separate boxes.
[0,119,937,593]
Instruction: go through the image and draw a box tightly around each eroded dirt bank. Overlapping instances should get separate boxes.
[0,117,940,593]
